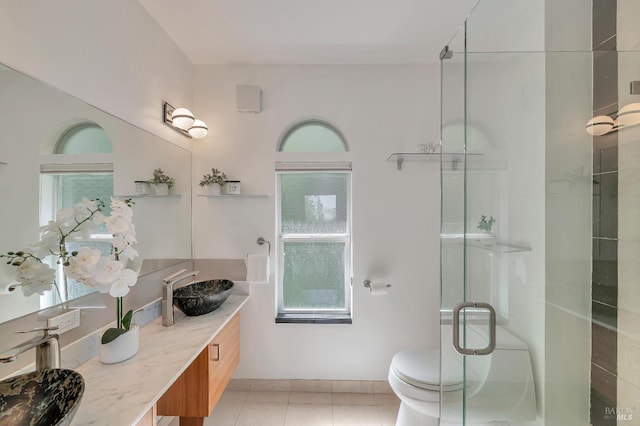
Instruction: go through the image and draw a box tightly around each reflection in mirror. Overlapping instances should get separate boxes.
[0,63,192,324]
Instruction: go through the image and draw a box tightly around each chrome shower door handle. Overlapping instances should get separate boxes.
[452,302,496,356]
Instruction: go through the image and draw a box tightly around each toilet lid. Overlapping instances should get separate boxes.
[391,350,464,392]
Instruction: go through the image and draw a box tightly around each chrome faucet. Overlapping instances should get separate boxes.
[0,326,60,371]
[162,269,199,327]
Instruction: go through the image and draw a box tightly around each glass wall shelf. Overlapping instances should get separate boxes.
[386,152,483,170]
[197,194,268,198]
[114,194,181,198]
[440,232,531,254]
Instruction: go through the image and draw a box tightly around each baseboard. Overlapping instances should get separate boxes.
[227,378,393,394]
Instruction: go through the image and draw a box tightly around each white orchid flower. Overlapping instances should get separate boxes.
[110,198,134,218]
[64,257,99,287]
[104,215,134,235]
[91,257,124,284]
[119,246,138,261]
[16,259,55,295]
[72,198,98,218]
[74,247,101,267]
[108,269,137,297]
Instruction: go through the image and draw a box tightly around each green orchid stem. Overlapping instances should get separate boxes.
[117,297,123,329]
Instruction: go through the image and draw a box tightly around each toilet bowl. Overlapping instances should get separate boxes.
[388,325,536,425]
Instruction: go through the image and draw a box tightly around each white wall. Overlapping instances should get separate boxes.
[0,0,193,150]
[192,64,441,380]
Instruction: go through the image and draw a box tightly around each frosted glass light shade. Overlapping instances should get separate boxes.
[171,107,195,130]
[617,103,640,126]
[585,115,614,136]
[188,119,208,139]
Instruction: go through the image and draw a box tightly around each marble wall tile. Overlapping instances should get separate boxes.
[592,362,617,402]
[590,388,617,426]
[618,126,640,172]
[593,0,617,50]
[592,323,618,374]
[593,136,618,174]
[592,239,618,307]
[593,51,618,111]
[593,173,618,239]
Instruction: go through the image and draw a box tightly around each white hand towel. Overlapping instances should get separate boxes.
[245,254,269,284]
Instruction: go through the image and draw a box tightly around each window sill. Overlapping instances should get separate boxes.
[275,313,352,324]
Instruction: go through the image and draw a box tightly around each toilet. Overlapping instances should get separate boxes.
[388,325,536,425]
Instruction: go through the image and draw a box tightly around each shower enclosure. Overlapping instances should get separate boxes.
[440,1,640,424]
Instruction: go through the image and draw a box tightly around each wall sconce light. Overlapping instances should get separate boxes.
[163,101,208,139]
[617,102,640,126]
[585,103,640,136]
[585,115,614,136]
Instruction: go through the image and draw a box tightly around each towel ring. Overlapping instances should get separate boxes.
[256,237,271,256]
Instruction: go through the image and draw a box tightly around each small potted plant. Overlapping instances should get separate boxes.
[150,168,176,196]
[477,215,496,233]
[199,168,227,195]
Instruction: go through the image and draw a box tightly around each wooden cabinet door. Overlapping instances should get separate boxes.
[208,312,240,411]
[157,313,240,418]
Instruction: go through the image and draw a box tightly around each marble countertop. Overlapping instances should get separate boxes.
[72,294,249,425]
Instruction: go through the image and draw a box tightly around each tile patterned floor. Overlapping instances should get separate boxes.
[201,389,400,426]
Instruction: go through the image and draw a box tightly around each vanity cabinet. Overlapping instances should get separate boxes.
[157,312,240,425]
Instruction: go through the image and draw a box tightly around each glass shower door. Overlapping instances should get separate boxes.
[440,17,505,426]
[439,22,470,425]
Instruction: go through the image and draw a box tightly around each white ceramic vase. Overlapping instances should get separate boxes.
[207,183,221,195]
[153,183,169,196]
[99,325,139,364]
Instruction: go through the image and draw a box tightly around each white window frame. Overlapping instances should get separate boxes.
[39,163,114,306]
[275,162,352,318]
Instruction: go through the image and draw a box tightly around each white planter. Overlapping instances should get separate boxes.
[207,183,221,195]
[152,183,169,196]
[223,180,241,195]
[99,325,139,364]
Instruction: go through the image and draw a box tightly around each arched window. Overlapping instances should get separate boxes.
[275,119,352,323]
[278,120,348,152]
[54,123,112,154]
[41,122,113,304]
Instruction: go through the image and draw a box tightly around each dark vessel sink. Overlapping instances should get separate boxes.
[173,279,234,316]
[0,368,84,426]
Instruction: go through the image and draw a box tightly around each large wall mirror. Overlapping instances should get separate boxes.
[0,64,192,323]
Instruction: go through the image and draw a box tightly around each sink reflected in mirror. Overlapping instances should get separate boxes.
[173,279,234,316]
[0,368,84,426]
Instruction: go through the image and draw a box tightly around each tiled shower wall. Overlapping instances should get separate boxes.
[591,0,618,424]
[592,1,640,424]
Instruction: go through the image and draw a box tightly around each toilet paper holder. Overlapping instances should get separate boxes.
[256,237,271,256]
[363,279,391,291]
